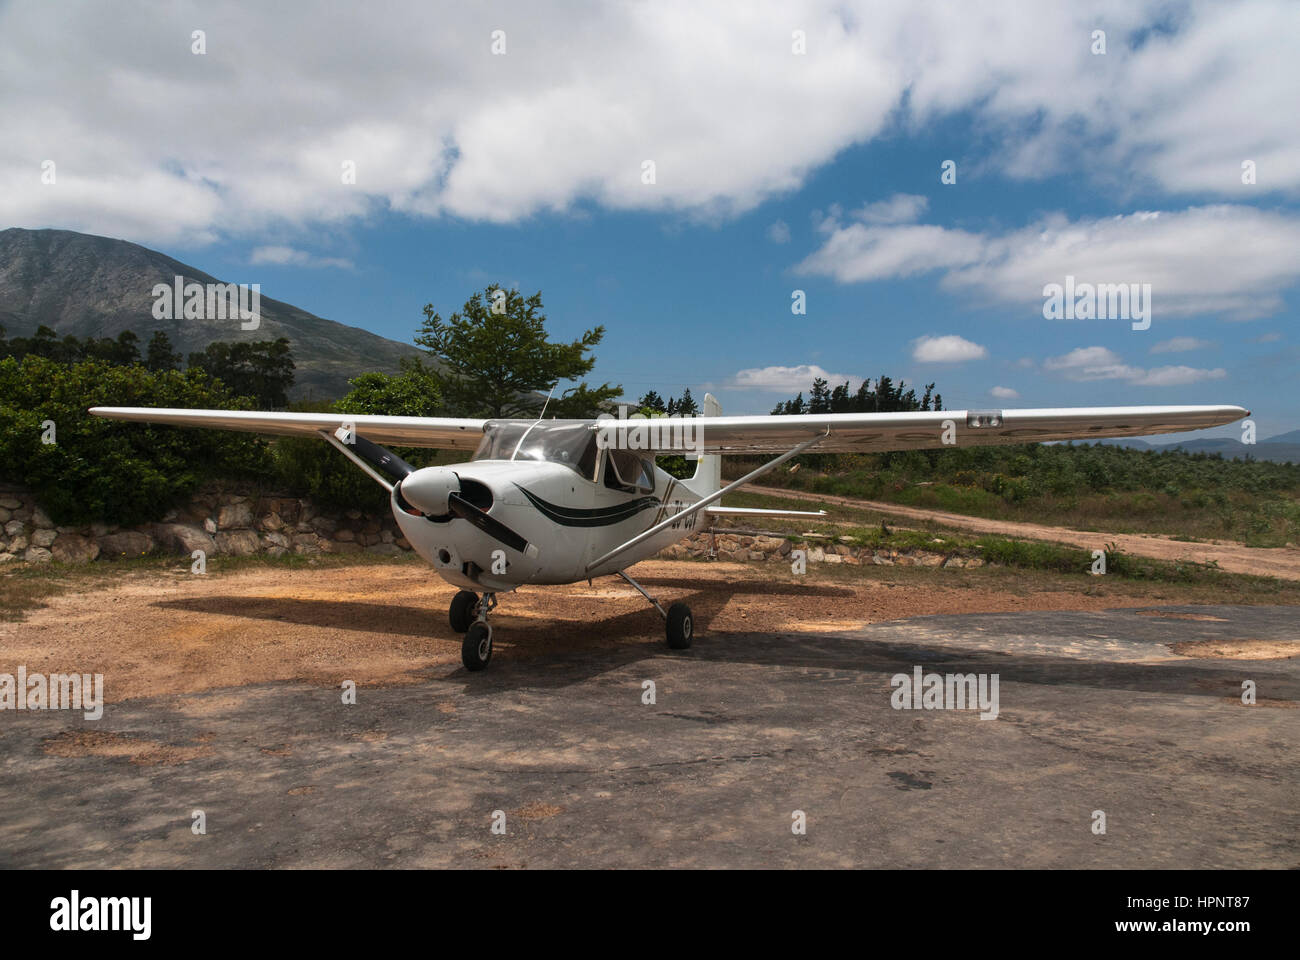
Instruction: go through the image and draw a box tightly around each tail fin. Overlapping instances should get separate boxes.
[686,392,721,497]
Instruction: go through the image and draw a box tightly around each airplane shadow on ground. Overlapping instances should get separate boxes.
[154,593,1299,703]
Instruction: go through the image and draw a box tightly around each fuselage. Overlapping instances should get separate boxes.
[393,457,703,592]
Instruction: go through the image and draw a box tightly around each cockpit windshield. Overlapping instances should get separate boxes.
[471,420,600,479]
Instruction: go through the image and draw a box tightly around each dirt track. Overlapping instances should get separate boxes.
[2,560,1183,704]
[747,485,1300,581]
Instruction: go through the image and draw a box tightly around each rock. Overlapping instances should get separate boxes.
[51,534,99,563]
[0,508,9,523]
[806,547,826,563]
[90,523,110,537]
[203,517,217,534]
[264,531,291,549]
[292,533,321,555]
[32,528,57,547]
[335,528,355,542]
[0,496,21,510]
[266,545,288,558]
[5,520,24,537]
[24,546,52,563]
[823,553,843,564]
[216,503,253,529]
[215,530,261,556]
[366,542,403,556]
[966,558,985,568]
[395,537,411,550]
[322,539,362,554]
[260,512,284,532]
[32,506,54,529]
[152,523,217,556]
[362,520,380,535]
[748,550,766,561]
[311,516,338,535]
[777,540,793,556]
[8,535,28,553]
[0,552,16,563]
[97,531,155,559]
[345,509,363,520]
[380,530,394,544]
[919,553,945,566]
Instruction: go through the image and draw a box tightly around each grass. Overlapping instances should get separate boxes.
[734,461,1300,548]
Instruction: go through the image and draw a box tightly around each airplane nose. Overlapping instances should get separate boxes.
[398,466,460,516]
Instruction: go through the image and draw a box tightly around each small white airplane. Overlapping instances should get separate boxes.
[90,397,1248,671]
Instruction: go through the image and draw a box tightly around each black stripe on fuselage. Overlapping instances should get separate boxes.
[516,484,661,528]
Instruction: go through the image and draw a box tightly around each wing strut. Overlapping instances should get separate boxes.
[585,429,828,574]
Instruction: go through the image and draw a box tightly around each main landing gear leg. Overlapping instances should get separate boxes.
[460,591,497,671]
[617,570,692,650]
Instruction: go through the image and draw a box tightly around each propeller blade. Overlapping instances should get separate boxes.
[350,434,416,483]
[448,492,531,554]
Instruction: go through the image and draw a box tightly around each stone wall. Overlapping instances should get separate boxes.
[0,485,977,569]
[0,485,410,565]
[658,530,985,568]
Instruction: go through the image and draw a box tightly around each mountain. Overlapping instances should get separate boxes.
[0,228,421,402]
[1100,434,1300,465]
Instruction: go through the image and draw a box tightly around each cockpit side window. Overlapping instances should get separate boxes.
[604,449,655,494]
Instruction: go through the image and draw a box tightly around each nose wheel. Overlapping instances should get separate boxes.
[459,591,497,671]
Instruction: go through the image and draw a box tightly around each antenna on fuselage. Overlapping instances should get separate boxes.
[538,381,558,420]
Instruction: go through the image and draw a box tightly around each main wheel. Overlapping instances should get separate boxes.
[449,590,478,633]
[666,602,693,649]
[462,622,493,671]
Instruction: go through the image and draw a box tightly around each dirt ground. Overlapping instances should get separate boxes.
[1,558,1206,705]
[747,484,1300,581]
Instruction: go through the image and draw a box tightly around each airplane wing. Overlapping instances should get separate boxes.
[603,405,1251,454]
[87,407,488,450]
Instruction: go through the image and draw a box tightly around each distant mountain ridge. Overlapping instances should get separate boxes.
[0,227,421,401]
[1101,433,1300,464]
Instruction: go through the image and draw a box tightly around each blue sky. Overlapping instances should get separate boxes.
[3,1,1297,435]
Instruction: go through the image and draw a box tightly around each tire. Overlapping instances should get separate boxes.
[666,602,693,649]
[462,622,493,671]
[449,590,478,633]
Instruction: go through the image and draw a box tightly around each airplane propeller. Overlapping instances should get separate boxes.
[384,458,534,557]
[446,491,530,553]
[348,434,416,483]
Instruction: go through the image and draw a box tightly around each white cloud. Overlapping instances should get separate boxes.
[990,386,1019,399]
[2,2,1298,245]
[853,193,928,225]
[1044,346,1226,386]
[731,364,856,393]
[911,334,988,363]
[766,220,791,244]
[799,205,1300,320]
[250,246,353,269]
[1150,336,1211,354]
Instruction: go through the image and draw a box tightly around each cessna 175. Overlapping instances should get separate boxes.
[90,397,1248,671]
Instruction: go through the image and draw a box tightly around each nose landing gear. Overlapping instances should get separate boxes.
[453,590,497,671]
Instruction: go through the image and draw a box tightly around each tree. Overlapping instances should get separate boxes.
[639,390,666,413]
[808,377,831,414]
[145,330,182,372]
[187,338,295,408]
[336,358,442,418]
[0,355,270,525]
[415,286,620,418]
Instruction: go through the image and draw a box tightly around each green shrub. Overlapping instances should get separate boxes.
[0,356,271,525]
